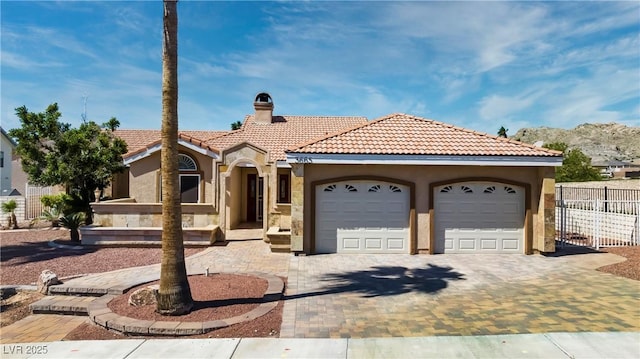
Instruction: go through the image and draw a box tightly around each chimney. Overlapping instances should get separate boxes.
[253,92,274,124]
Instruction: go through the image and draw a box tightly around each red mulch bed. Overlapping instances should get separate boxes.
[0,229,205,285]
[107,274,268,322]
[64,275,284,340]
[598,246,640,281]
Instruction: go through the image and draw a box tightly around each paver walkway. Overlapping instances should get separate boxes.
[281,252,640,338]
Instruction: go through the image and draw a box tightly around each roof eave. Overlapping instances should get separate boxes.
[123,139,220,165]
[285,153,563,167]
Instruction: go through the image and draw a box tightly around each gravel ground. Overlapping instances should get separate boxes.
[0,229,205,285]
[108,274,268,322]
[598,246,640,281]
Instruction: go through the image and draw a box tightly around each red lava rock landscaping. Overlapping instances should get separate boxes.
[107,274,268,322]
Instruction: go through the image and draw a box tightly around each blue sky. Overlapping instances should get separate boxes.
[1,1,639,135]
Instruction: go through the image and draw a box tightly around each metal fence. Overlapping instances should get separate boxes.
[24,183,53,220]
[556,199,640,249]
[556,185,640,203]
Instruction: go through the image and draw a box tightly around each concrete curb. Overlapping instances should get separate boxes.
[85,272,284,336]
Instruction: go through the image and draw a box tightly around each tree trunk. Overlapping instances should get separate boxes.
[70,228,80,242]
[156,0,193,316]
[10,213,18,229]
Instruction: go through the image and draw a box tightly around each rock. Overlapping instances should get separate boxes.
[0,287,17,300]
[37,270,61,294]
[128,285,159,306]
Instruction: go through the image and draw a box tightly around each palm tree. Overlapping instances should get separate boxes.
[1,199,19,229]
[497,126,509,138]
[156,0,193,315]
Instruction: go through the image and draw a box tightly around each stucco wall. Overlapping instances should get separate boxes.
[128,147,215,203]
[298,164,553,254]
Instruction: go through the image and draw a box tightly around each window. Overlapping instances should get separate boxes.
[324,184,336,192]
[345,184,357,192]
[0,151,3,168]
[178,154,197,170]
[278,173,290,203]
[157,153,201,203]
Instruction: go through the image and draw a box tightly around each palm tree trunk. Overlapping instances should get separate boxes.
[156,0,193,315]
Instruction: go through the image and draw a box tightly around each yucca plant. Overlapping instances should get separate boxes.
[39,194,71,227]
[59,212,86,242]
[40,207,64,227]
[1,199,19,229]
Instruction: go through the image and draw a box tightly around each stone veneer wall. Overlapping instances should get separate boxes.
[92,199,218,228]
[290,165,304,252]
[540,167,556,252]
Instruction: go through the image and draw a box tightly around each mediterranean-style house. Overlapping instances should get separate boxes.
[85,93,563,255]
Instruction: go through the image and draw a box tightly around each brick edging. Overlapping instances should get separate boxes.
[87,272,284,336]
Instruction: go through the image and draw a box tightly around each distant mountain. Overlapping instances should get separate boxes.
[511,123,640,164]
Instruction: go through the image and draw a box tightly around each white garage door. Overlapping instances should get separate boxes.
[434,182,525,254]
[315,181,410,254]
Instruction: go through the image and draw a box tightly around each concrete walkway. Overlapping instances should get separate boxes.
[1,332,639,358]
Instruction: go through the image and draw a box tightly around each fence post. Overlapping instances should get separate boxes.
[636,202,640,246]
[604,186,608,213]
[594,199,600,250]
[559,185,565,248]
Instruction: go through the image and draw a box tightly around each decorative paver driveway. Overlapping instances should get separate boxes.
[281,252,640,338]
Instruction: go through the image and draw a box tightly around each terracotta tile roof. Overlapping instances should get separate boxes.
[288,113,563,157]
[206,115,368,161]
[114,129,226,158]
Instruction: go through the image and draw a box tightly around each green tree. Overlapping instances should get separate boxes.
[543,142,601,182]
[8,104,127,224]
[230,121,242,130]
[156,0,193,316]
[497,126,508,138]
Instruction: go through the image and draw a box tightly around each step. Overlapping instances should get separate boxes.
[30,295,98,315]
[270,244,291,253]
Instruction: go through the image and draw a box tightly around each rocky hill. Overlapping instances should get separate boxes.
[511,123,640,164]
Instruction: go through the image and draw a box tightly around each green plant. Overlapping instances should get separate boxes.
[1,199,19,229]
[40,207,64,227]
[38,193,71,227]
[59,212,86,242]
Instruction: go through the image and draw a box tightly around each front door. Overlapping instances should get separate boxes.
[246,174,264,222]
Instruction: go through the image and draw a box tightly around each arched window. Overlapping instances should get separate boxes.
[178,154,197,171]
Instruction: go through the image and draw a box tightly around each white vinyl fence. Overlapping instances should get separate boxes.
[556,199,640,249]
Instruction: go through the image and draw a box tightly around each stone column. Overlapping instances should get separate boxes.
[290,164,304,252]
[540,167,556,252]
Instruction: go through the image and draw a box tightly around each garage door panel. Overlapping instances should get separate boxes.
[435,181,524,254]
[458,238,477,250]
[316,180,410,254]
[387,238,406,250]
[480,239,498,250]
[502,239,520,250]
[364,238,383,249]
[342,237,361,250]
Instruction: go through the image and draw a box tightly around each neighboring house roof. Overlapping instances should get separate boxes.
[206,115,368,161]
[287,113,563,166]
[0,127,17,147]
[114,129,227,159]
[591,160,632,168]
